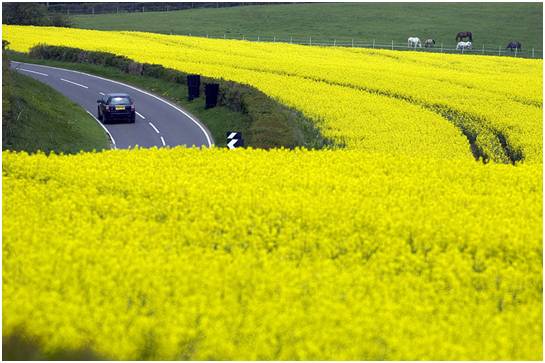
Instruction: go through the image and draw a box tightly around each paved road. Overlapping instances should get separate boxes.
[10,61,214,149]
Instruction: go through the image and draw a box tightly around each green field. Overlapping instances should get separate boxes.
[72,3,543,50]
[2,66,109,154]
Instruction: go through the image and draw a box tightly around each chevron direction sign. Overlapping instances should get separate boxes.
[226,131,244,149]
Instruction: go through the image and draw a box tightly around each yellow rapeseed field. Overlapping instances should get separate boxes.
[2,25,543,360]
[3,25,542,161]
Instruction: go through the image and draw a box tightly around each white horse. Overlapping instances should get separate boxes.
[407,37,422,48]
[456,41,472,50]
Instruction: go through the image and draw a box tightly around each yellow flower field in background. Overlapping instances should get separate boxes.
[3,148,542,360]
[3,25,542,161]
[2,25,543,360]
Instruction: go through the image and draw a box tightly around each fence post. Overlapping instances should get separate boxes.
[309,36,312,46]
[334,39,336,46]
[373,39,375,49]
[514,47,517,57]
[532,48,535,58]
[462,47,464,54]
[482,44,485,55]
[142,6,144,12]
[274,36,276,42]
[242,35,245,41]
[92,7,95,15]
[223,34,226,39]
[351,39,354,47]
[116,7,119,14]
[257,35,260,42]
[391,40,394,50]
[290,36,293,44]
[498,46,501,56]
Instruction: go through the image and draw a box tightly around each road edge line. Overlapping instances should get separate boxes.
[86,110,117,150]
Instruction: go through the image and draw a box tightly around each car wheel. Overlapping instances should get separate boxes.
[103,114,109,124]
[129,114,136,123]
[97,107,103,121]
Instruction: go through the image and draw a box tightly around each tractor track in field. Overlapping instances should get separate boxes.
[181,60,523,163]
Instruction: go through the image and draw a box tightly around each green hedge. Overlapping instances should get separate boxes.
[28,44,332,149]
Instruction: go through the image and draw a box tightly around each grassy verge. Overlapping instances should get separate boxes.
[72,3,543,50]
[2,58,109,154]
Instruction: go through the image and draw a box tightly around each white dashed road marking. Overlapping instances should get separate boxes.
[148,122,160,134]
[99,92,105,95]
[160,136,166,146]
[60,78,89,89]
[20,68,48,76]
[135,111,146,119]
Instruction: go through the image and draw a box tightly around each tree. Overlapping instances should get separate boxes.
[2,3,49,25]
[2,3,71,27]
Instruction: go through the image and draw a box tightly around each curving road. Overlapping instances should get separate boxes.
[10,61,214,149]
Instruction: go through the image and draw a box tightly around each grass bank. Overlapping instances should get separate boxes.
[2,56,109,154]
[72,3,543,50]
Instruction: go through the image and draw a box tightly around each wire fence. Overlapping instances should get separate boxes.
[165,32,542,59]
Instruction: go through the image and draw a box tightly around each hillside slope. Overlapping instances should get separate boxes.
[72,3,543,50]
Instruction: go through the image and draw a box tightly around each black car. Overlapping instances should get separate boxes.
[97,93,135,124]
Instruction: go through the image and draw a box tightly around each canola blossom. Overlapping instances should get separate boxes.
[3,148,542,360]
[2,25,543,360]
[2,25,542,162]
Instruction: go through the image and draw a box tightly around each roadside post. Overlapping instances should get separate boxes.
[391,40,394,50]
[205,83,220,109]
[227,132,244,149]
[187,75,201,101]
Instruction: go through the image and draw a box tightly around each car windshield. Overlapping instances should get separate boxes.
[109,97,131,105]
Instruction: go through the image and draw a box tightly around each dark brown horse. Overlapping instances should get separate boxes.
[456,32,473,42]
[506,41,522,51]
